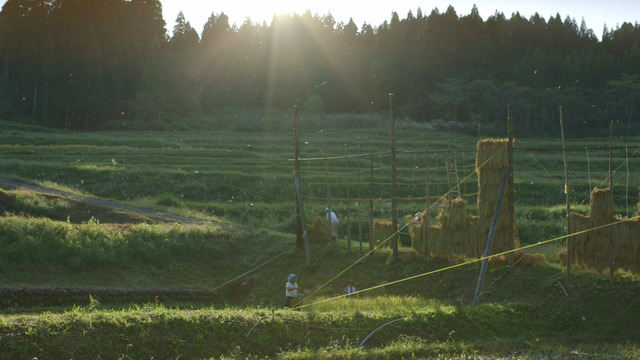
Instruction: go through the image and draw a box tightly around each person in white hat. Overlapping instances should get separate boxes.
[326,208,339,240]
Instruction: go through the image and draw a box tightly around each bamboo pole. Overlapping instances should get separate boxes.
[358,143,363,254]
[295,177,312,270]
[586,147,592,191]
[410,153,417,200]
[294,106,304,249]
[390,93,398,257]
[453,154,461,199]
[369,152,374,250]
[435,154,440,201]
[609,121,614,284]
[626,146,629,218]
[559,106,572,277]
[446,137,453,206]
[425,137,431,261]
[345,143,351,252]
[508,104,515,269]
[445,151,453,265]
[462,150,467,196]
[322,130,332,243]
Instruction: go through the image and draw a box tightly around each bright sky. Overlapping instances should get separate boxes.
[159,0,640,39]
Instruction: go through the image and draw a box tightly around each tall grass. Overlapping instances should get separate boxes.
[307,295,444,312]
[12,190,73,218]
[0,215,241,271]
[0,297,637,359]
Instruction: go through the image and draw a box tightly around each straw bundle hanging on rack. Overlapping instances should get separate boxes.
[568,188,640,275]
[612,218,640,274]
[408,138,519,261]
[409,199,479,259]
[588,188,612,273]
[407,211,427,256]
[372,219,399,249]
[435,198,479,258]
[568,213,591,268]
[476,138,518,255]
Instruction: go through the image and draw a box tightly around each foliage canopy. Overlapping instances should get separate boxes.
[1,2,640,135]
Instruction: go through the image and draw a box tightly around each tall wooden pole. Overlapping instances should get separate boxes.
[322,130,332,242]
[626,146,629,218]
[294,106,303,249]
[446,136,453,206]
[358,143,363,254]
[369,152,374,250]
[295,177,312,270]
[507,104,515,269]
[445,150,453,265]
[559,106,572,277]
[345,143,351,252]
[425,137,431,261]
[390,93,398,257]
[609,121,614,284]
[453,155,461,199]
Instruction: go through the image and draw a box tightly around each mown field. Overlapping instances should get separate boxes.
[0,112,639,359]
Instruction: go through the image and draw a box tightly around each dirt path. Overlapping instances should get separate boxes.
[0,177,251,232]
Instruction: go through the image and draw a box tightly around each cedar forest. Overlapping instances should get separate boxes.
[1,0,640,134]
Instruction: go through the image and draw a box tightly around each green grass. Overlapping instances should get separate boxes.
[0,300,574,359]
[0,208,638,358]
[1,116,638,243]
[0,115,639,358]
[1,254,639,359]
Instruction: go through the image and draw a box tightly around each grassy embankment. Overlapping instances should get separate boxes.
[0,113,639,358]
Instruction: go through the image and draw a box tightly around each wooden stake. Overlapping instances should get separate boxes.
[295,177,312,270]
[390,93,398,258]
[425,137,431,261]
[345,143,351,252]
[609,121,614,284]
[508,104,515,269]
[445,149,453,265]
[369,152,374,251]
[294,107,303,249]
[560,106,572,277]
[322,130,332,243]
[358,143,363,254]
[626,146,629,218]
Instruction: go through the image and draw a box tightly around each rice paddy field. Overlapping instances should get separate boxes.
[1,112,638,246]
[0,112,639,359]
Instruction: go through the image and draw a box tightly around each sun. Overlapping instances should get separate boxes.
[249,1,308,21]
[164,0,357,31]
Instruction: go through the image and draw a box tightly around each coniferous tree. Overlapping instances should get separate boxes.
[0,3,639,132]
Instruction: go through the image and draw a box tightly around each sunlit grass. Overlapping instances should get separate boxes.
[522,241,564,265]
[306,295,447,313]
[36,180,89,196]
[12,190,73,218]
[129,196,230,224]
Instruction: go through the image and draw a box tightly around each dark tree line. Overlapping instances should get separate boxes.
[1,0,639,135]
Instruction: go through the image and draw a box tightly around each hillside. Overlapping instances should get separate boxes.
[0,185,638,358]
[0,118,639,357]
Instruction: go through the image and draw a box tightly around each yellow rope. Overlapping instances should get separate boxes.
[514,135,563,190]
[300,149,502,301]
[297,215,640,310]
